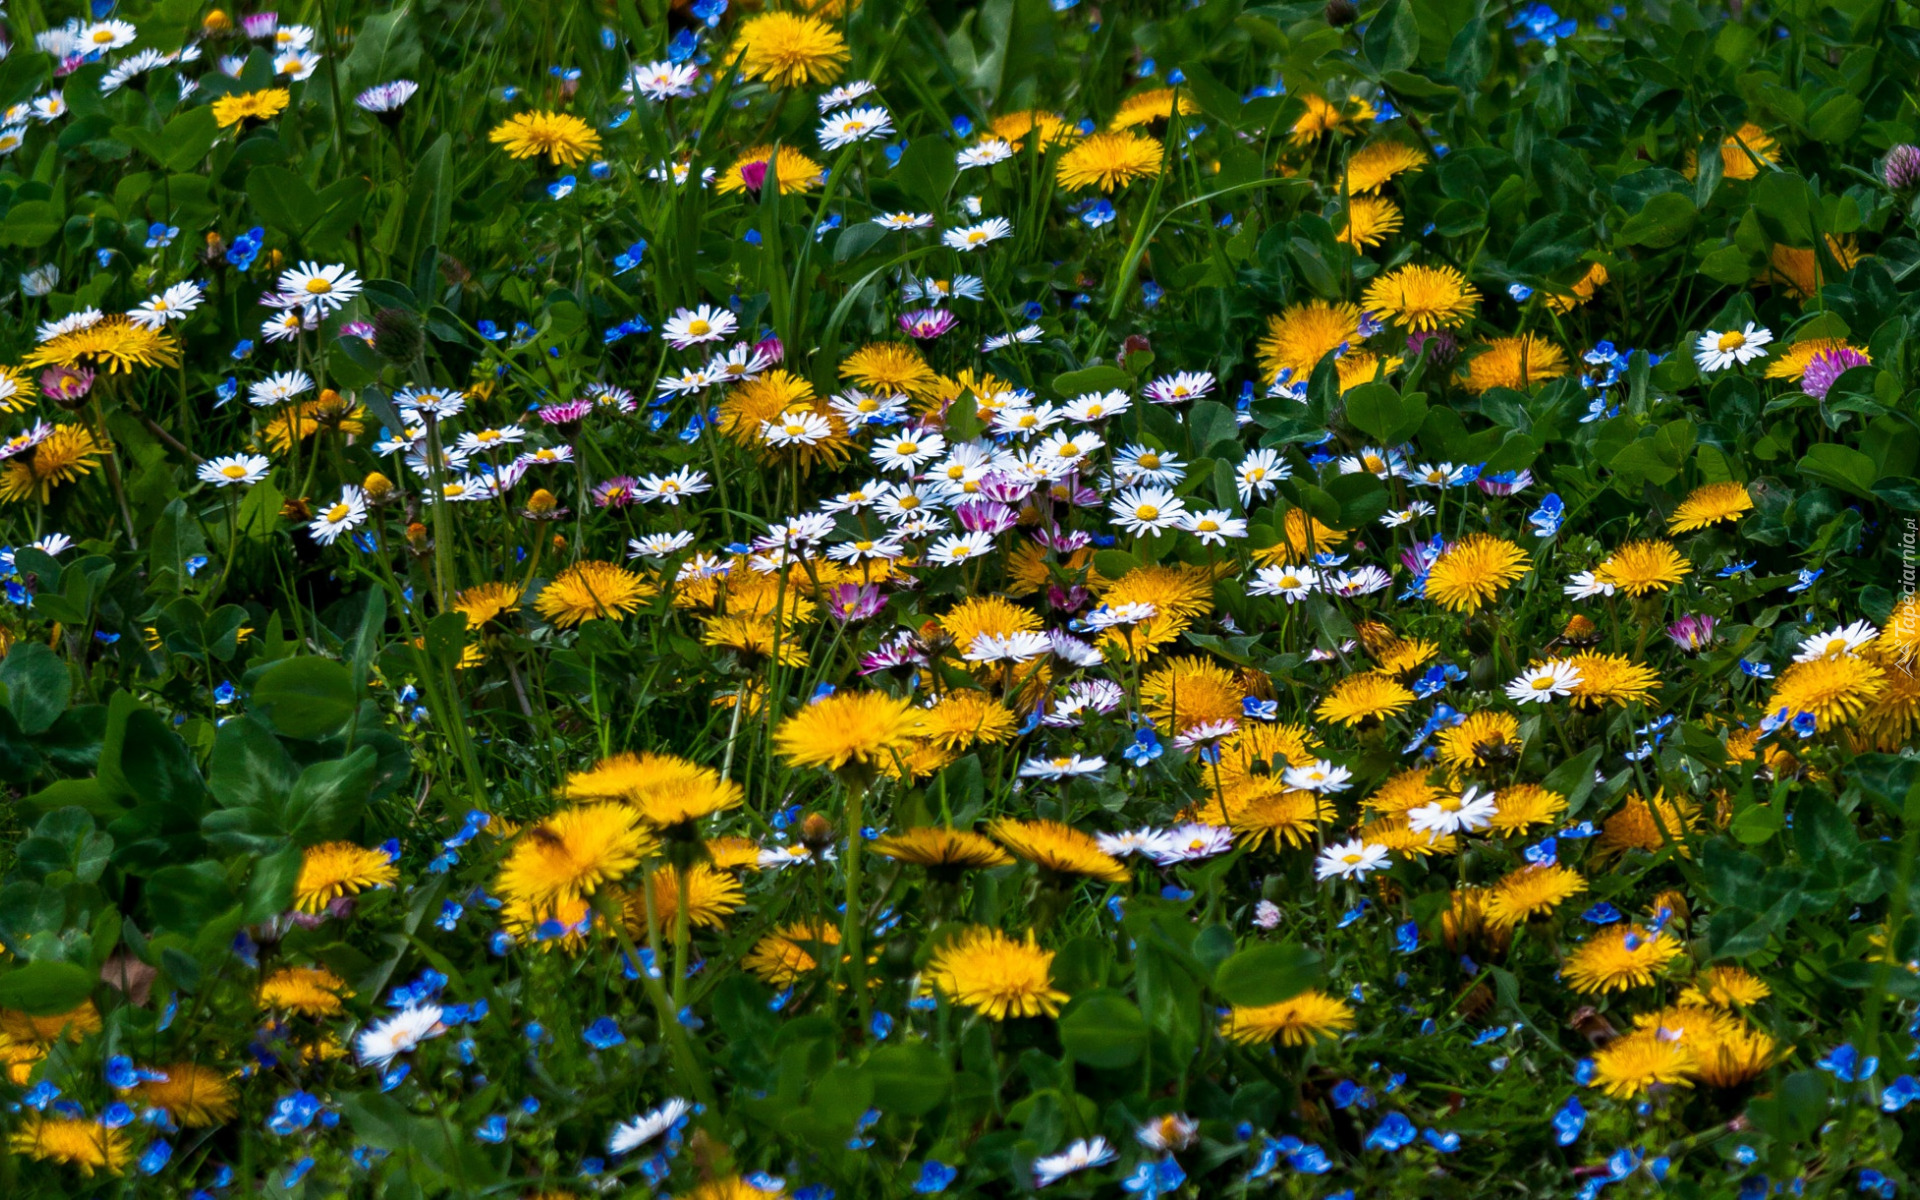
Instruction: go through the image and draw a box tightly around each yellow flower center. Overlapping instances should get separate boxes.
[896,495,920,510]
[324,502,351,522]
[687,319,711,337]
[1716,331,1746,351]
[1196,519,1219,532]
[1057,442,1079,456]
[1279,575,1299,588]
[305,278,332,294]
[1246,467,1266,481]
[92,29,115,43]
[1139,453,1160,468]
[1531,676,1556,691]
[897,441,918,455]
[1341,852,1364,865]
[221,464,248,478]
[1135,505,1159,520]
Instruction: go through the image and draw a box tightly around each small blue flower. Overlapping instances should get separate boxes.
[1508,283,1533,301]
[146,223,179,249]
[1123,727,1163,766]
[475,1115,508,1144]
[1395,921,1419,954]
[1422,1128,1461,1153]
[1787,567,1823,593]
[912,1161,957,1193]
[1364,1113,1417,1152]
[1882,1075,1920,1112]
[1141,281,1163,307]
[1817,1043,1878,1082]
[548,175,576,200]
[1081,199,1116,228]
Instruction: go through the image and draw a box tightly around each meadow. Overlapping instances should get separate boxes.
[0,0,1917,1196]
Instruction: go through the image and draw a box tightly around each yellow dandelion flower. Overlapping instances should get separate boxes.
[1485,863,1587,929]
[1290,95,1352,144]
[0,424,109,504]
[1,1001,101,1044]
[1256,300,1363,384]
[1545,261,1609,314]
[627,864,745,932]
[1220,778,1334,849]
[535,561,656,627]
[1595,793,1698,858]
[451,582,522,628]
[1694,1024,1782,1088]
[24,316,181,373]
[1220,989,1356,1046]
[775,690,919,774]
[1682,966,1773,1010]
[1356,814,1457,858]
[1763,338,1865,382]
[1315,672,1415,727]
[1108,87,1199,130]
[939,595,1042,647]
[1056,130,1163,191]
[1765,236,1861,300]
[1593,539,1690,596]
[1141,656,1245,733]
[1462,336,1569,394]
[1423,533,1529,613]
[488,110,602,165]
[991,818,1128,884]
[840,342,939,397]
[912,692,1018,752]
[495,805,656,910]
[124,1063,237,1127]
[927,926,1069,1019]
[690,1178,788,1200]
[1435,711,1523,770]
[1342,140,1427,193]
[874,827,1013,878]
[8,1115,131,1176]
[1487,783,1567,834]
[715,143,828,195]
[1563,924,1683,993]
[0,365,38,412]
[1590,1027,1696,1098]
[211,88,290,127]
[1364,769,1444,817]
[1212,721,1322,790]
[1565,651,1661,709]
[1668,481,1754,533]
[257,967,352,1017]
[743,920,840,986]
[702,613,810,667]
[1691,122,1778,181]
[734,12,849,89]
[1253,509,1351,562]
[293,841,397,914]
[990,109,1082,148]
[1768,654,1887,730]
[1335,195,1403,249]
[1363,263,1480,331]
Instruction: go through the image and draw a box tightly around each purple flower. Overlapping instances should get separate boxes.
[1406,329,1458,362]
[539,400,594,427]
[827,583,886,622]
[900,308,957,339]
[592,476,642,508]
[1666,613,1717,652]
[1802,347,1870,400]
[955,499,1017,534]
[1885,144,1920,190]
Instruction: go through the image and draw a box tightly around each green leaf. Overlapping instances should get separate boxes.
[891,136,958,212]
[1544,745,1605,814]
[1362,0,1419,73]
[250,657,357,740]
[1795,443,1879,501]
[208,714,300,810]
[1344,382,1406,443]
[144,861,237,934]
[1057,989,1150,1068]
[0,200,65,248]
[98,691,208,814]
[1051,365,1131,398]
[1615,192,1697,249]
[1746,1070,1828,1142]
[344,6,424,88]
[0,961,95,1016]
[862,1042,955,1115]
[1213,942,1320,1006]
[283,747,379,845]
[1,642,71,736]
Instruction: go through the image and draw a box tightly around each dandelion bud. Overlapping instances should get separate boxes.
[405,522,428,550]
[1884,144,1920,191]
[280,497,313,521]
[526,488,559,516]
[1326,0,1359,24]
[371,307,424,365]
[203,9,233,33]
[362,472,395,502]
[799,813,835,852]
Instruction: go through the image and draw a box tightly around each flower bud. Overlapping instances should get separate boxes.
[1885,144,1920,191]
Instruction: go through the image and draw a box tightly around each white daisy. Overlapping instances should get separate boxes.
[607,1098,690,1156]
[1236,448,1290,503]
[1018,755,1108,781]
[941,217,1013,251]
[1409,785,1499,837]
[1693,323,1772,371]
[1563,570,1615,600]
[355,1004,445,1068]
[309,487,369,544]
[818,105,894,150]
[126,281,205,330]
[1247,564,1318,603]
[1178,509,1246,546]
[873,211,934,230]
[1795,619,1878,661]
[1314,838,1389,881]
[1282,759,1353,793]
[626,61,698,102]
[248,370,315,407]
[927,531,995,565]
[662,304,737,350]
[197,454,272,487]
[956,138,1015,169]
[1504,659,1583,704]
[278,261,363,315]
[870,429,945,472]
